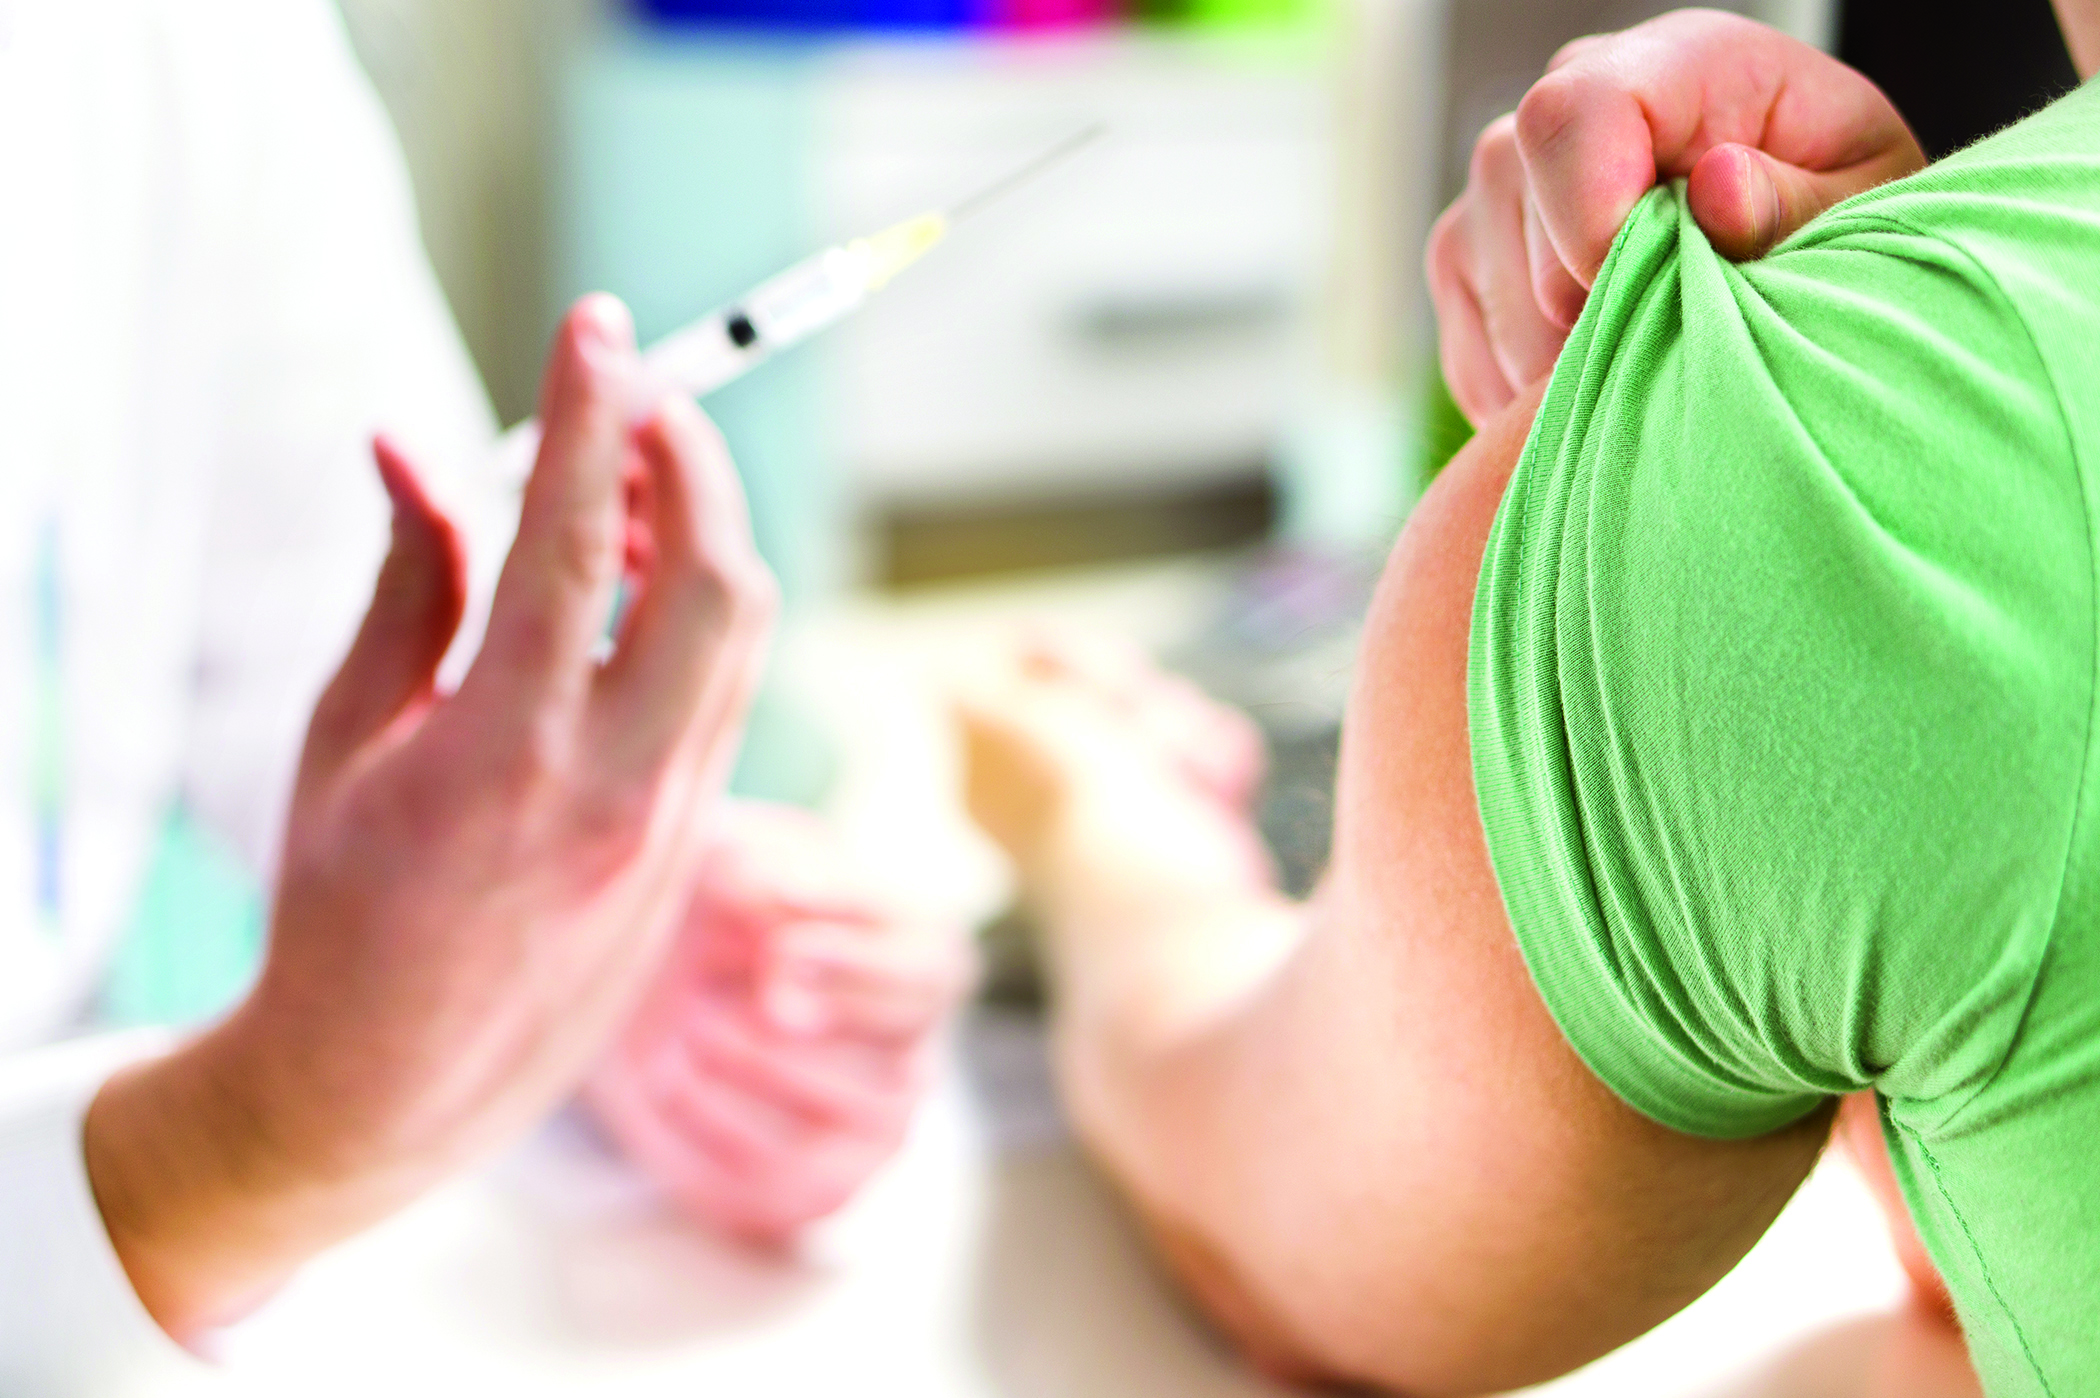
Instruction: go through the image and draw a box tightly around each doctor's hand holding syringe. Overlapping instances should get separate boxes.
[498,130,1094,1236]
[86,296,795,1336]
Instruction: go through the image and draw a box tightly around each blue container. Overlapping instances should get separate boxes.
[633,0,972,31]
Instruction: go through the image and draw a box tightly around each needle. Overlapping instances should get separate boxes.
[492,125,1110,494]
[947,124,1108,225]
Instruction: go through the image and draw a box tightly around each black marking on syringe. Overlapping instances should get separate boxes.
[726,310,759,349]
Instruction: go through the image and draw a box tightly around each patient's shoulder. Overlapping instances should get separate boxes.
[1509,170,2090,718]
[1770,79,2100,459]
[1819,75,2100,239]
[1466,150,2098,1141]
[1537,173,2082,565]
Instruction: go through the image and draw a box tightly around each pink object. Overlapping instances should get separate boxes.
[973,0,1112,33]
[585,803,974,1242]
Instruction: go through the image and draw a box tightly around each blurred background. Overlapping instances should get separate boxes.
[111,0,2082,1019]
[92,7,2077,1391]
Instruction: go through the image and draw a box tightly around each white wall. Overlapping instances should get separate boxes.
[335,0,596,423]
[337,0,1834,429]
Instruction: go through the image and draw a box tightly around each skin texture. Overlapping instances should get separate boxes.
[585,802,973,1241]
[84,295,781,1337]
[962,382,1835,1394]
[2057,0,2100,78]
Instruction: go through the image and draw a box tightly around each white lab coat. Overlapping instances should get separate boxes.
[0,0,508,1388]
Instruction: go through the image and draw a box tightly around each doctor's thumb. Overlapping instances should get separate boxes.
[302,437,471,782]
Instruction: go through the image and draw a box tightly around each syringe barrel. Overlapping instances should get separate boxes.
[738,244,875,350]
[488,241,880,491]
[637,310,751,404]
[628,244,872,404]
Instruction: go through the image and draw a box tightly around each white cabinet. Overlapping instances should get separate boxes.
[559,25,1330,565]
[811,37,1329,505]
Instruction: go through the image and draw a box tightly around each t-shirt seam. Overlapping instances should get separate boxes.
[1909,1125,2058,1395]
[1779,198,2087,1393]
[1797,206,2097,1135]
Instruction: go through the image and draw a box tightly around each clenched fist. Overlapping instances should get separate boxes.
[1428,9,1924,423]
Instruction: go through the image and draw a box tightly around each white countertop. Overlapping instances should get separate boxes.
[183,1029,1967,1398]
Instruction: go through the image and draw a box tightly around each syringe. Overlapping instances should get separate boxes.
[491,126,1103,489]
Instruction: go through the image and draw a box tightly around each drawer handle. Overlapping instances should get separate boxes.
[1073,290,1290,345]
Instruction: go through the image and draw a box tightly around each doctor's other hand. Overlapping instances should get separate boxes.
[84,294,777,1339]
[585,802,974,1242]
[1427,7,1924,424]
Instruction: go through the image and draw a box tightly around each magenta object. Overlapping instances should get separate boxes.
[974,0,1114,32]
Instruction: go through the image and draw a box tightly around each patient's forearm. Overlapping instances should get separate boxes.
[1043,902,1341,1381]
[1041,877,1306,1179]
[1027,769,1304,1125]
[1027,797,1341,1375]
[1035,804,1301,1055]
[959,629,1352,1369]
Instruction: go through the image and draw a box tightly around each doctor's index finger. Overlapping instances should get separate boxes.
[465,295,640,718]
[1515,10,1921,285]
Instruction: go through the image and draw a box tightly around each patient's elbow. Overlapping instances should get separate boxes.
[1139,1205,1363,1389]
[1142,1196,1574,1398]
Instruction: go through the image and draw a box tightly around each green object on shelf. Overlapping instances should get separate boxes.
[1184,0,1317,31]
[1417,369,1475,489]
[102,809,266,1029]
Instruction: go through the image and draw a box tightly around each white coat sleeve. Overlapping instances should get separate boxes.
[0,1032,199,1395]
[0,5,522,1390]
[178,0,516,878]
[0,3,514,1391]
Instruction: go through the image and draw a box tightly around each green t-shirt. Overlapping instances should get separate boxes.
[1471,82,2100,1397]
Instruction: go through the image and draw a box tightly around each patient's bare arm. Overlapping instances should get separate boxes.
[961,383,1833,1394]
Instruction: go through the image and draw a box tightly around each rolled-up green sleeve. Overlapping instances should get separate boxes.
[1468,183,2091,1141]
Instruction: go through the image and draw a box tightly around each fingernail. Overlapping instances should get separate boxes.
[371,437,431,535]
[1747,156,1779,254]
[372,437,410,511]
[574,294,636,364]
